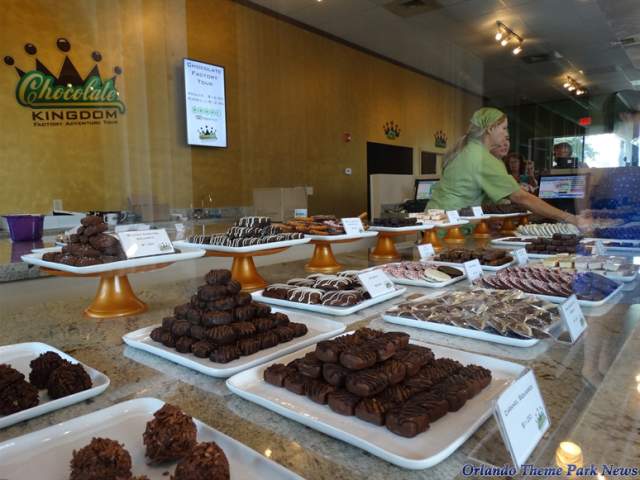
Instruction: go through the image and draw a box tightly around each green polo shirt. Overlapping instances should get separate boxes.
[427,139,520,210]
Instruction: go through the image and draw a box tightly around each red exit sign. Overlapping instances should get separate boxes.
[579,117,592,126]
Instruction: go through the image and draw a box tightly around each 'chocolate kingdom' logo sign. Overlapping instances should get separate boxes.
[4,37,126,126]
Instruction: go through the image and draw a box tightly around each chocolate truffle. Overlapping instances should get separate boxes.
[205,269,232,285]
[0,363,25,391]
[29,351,66,389]
[143,403,197,464]
[69,437,132,480]
[47,363,92,399]
[172,442,230,480]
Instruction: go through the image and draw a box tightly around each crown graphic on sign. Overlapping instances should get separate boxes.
[434,130,447,148]
[198,126,217,140]
[3,37,125,113]
[383,121,400,140]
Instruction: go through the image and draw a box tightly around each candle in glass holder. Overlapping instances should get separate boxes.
[555,441,583,475]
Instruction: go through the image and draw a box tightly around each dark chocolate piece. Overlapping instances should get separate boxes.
[264,363,294,387]
[205,325,237,345]
[306,380,336,404]
[29,351,65,389]
[339,347,377,370]
[345,369,389,397]
[172,441,229,480]
[143,403,197,464]
[69,437,132,480]
[327,389,361,416]
[355,397,393,426]
[385,405,430,438]
[202,311,233,327]
[209,345,240,363]
[205,269,232,285]
[47,363,92,399]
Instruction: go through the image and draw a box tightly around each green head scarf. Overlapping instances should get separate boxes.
[470,107,505,131]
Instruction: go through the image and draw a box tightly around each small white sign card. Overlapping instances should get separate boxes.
[471,206,484,217]
[174,223,186,240]
[418,243,435,260]
[559,294,587,343]
[118,229,175,259]
[513,248,529,266]
[294,209,308,218]
[341,217,366,235]
[494,370,551,469]
[593,239,606,256]
[357,270,395,298]
[446,210,461,224]
[463,259,483,283]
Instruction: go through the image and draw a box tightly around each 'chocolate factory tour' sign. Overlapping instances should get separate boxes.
[3,37,126,127]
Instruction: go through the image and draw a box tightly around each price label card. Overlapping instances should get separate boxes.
[494,370,550,469]
[463,259,483,283]
[514,248,529,266]
[294,208,308,218]
[174,223,186,240]
[115,223,150,233]
[446,210,460,224]
[559,294,587,343]
[418,243,435,259]
[118,229,175,259]
[341,217,365,236]
[357,270,395,298]
[593,240,606,256]
[471,206,484,217]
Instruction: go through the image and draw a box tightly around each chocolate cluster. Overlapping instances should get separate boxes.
[29,350,92,400]
[277,214,349,235]
[172,442,230,480]
[525,233,582,254]
[434,248,512,266]
[69,438,135,480]
[150,269,308,363]
[188,216,304,247]
[42,215,125,266]
[264,328,491,438]
[0,364,38,415]
[143,404,197,463]
[262,271,374,307]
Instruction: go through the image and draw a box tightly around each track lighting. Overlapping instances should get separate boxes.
[512,44,522,55]
[563,76,587,96]
[494,21,524,55]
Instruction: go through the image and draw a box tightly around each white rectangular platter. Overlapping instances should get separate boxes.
[0,397,302,480]
[491,236,535,247]
[252,288,407,316]
[123,311,345,378]
[428,220,470,228]
[378,263,467,289]
[486,212,524,218]
[22,246,205,274]
[460,215,492,221]
[226,339,526,470]
[581,237,640,253]
[0,342,110,429]
[429,258,516,272]
[382,314,540,348]
[174,237,310,254]
[369,225,434,233]
[531,282,624,308]
[305,231,379,241]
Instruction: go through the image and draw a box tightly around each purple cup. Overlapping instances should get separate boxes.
[3,215,44,242]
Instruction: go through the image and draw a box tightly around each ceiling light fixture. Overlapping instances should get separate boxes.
[495,21,524,54]
[563,76,587,96]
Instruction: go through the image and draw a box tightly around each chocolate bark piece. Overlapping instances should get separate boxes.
[296,352,323,379]
[234,292,252,306]
[46,363,92,399]
[171,319,191,337]
[284,372,309,395]
[202,311,233,327]
[205,269,232,285]
[143,403,197,464]
[208,296,236,311]
[264,363,294,387]
[191,340,213,358]
[69,437,132,480]
[257,331,280,349]
[273,326,295,343]
[231,321,256,338]
[172,442,229,480]
[209,344,240,363]
[0,379,39,414]
[376,358,406,385]
[406,391,449,422]
[29,351,65,389]
[289,322,308,337]
[306,379,336,404]
[206,325,237,345]
[385,405,430,438]
[355,397,393,426]
[175,336,195,354]
[234,305,256,322]
[269,312,290,327]
[237,337,261,356]
[339,347,377,370]
[226,279,242,295]
[327,389,361,416]
[345,369,389,397]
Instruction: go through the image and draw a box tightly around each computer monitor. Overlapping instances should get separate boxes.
[538,174,588,199]
[415,179,438,200]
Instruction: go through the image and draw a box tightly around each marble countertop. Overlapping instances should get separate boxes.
[0,246,638,479]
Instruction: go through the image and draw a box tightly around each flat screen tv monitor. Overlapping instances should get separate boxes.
[183,58,227,148]
[538,174,587,199]
[415,179,438,200]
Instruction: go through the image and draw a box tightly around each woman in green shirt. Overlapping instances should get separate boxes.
[428,107,587,228]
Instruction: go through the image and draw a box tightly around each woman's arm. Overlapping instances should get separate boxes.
[509,188,587,228]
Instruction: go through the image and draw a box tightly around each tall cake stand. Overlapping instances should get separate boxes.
[305,232,379,273]
[494,213,523,235]
[434,220,471,245]
[369,225,434,262]
[461,215,494,239]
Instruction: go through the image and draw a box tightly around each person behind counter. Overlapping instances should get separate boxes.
[504,152,539,193]
[427,107,587,228]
